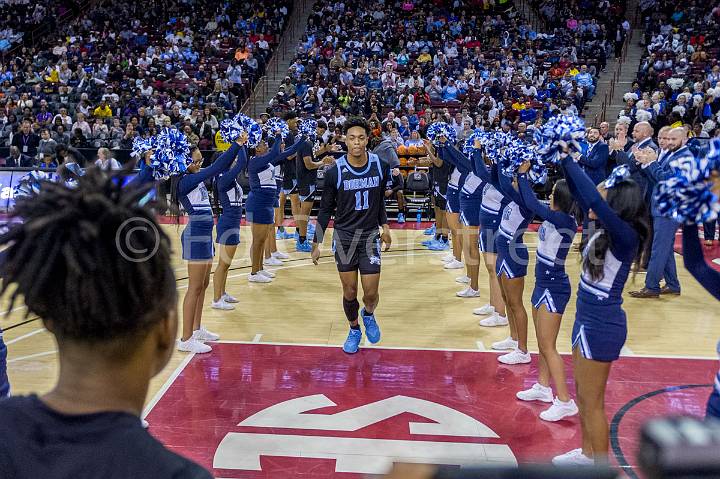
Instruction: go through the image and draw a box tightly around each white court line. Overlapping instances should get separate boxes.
[620,346,634,356]
[8,350,57,363]
[476,340,486,351]
[142,352,196,418]
[5,327,46,345]
[215,340,717,360]
[176,251,441,289]
[252,333,263,343]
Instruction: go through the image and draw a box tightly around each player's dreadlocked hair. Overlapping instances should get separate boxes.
[0,166,177,342]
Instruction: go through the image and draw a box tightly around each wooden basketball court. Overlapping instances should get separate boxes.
[3,223,719,475]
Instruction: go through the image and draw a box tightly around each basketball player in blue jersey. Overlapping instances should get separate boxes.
[553,149,649,466]
[246,134,303,283]
[170,137,247,354]
[312,117,393,354]
[422,150,452,251]
[514,162,579,422]
[680,173,720,419]
[295,121,341,252]
[276,112,302,240]
[211,142,248,310]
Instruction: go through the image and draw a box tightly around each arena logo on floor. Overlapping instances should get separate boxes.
[213,394,517,474]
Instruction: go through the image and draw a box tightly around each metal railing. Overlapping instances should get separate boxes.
[238,0,312,115]
[240,76,268,117]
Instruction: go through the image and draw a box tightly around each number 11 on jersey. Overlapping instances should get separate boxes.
[355,190,369,211]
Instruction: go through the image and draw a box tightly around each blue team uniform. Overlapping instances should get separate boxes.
[246,135,300,225]
[177,143,240,261]
[440,145,483,227]
[517,175,577,314]
[215,147,248,245]
[470,151,506,254]
[681,223,720,419]
[562,155,638,362]
[491,167,533,279]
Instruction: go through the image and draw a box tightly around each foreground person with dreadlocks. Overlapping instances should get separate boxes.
[0,168,212,478]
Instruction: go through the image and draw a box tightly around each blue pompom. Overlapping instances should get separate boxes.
[13,170,52,199]
[264,117,290,139]
[235,113,263,148]
[219,118,244,143]
[671,138,720,182]
[534,114,586,164]
[462,129,485,156]
[152,128,190,180]
[426,122,457,147]
[604,164,631,188]
[656,175,720,224]
[298,118,318,142]
[132,136,154,159]
[499,138,536,177]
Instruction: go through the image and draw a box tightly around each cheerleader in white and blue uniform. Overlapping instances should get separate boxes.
[681,222,720,419]
[484,163,534,365]
[264,140,292,266]
[425,138,466,270]
[438,143,483,298]
[211,144,248,311]
[553,152,650,466]
[172,139,245,354]
[246,134,302,283]
[514,162,579,422]
[468,141,508,330]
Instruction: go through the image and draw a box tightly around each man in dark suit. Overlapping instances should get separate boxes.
[629,126,686,299]
[577,126,609,185]
[613,121,658,200]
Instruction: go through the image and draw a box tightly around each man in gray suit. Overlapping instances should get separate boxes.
[629,127,689,298]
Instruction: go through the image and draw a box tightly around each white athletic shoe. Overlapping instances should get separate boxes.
[516,383,553,403]
[481,314,510,328]
[473,304,495,315]
[491,335,517,350]
[552,448,594,466]
[141,419,149,429]
[264,256,283,266]
[456,287,480,298]
[272,251,290,260]
[441,253,455,263]
[177,338,212,353]
[540,398,579,422]
[258,269,276,278]
[444,259,464,269]
[221,292,239,303]
[193,327,220,342]
[211,299,235,310]
[455,275,470,284]
[498,348,531,365]
[248,273,272,283]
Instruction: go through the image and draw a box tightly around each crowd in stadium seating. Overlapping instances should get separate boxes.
[0,0,291,165]
[0,0,72,51]
[619,1,720,138]
[266,0,612,146]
